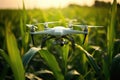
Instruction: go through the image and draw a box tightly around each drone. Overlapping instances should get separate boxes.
[26,20,103,50]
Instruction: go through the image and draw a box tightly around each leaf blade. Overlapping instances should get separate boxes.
[5,22,25,80]
[22,47,41,69]
[75,44,100,73]
[39,49,64,80]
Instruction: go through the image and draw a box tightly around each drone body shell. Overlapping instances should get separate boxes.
[30,26,87,36]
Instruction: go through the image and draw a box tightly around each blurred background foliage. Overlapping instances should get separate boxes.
[0,0,120,80]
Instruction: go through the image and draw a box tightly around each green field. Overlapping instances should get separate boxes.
[0,1,120,80]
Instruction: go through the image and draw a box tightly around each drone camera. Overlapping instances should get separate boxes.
[53,38,68,46]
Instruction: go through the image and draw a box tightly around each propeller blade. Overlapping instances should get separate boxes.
[36,21,61,25]
[47,21,61,24]
[26,24,38,28]
[26,24,33,27]
[26,24,38,32]
[65,18,77,22]
[87,25,103,28]
[74,24,103,28]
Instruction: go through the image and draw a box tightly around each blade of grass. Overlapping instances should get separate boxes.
[5,21,25,80]
[0,49,11,65]
[22,47,41,69]
[20,0,29,54]
[107,0,117,62]
[62,44,69,75]
[0,49,11,80]
[75,44,100,73]
[22,47,64,80]
[110,54,120,80]
[104,0,117,80]
[39,49,64,80]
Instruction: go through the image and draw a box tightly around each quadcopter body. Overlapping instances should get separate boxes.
[26,21,102,49]
[30,26,87,36]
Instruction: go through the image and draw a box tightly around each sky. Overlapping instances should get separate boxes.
[0,0,119,9]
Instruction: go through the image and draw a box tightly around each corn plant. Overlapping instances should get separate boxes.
[0,0,119,79]
[103,0,117,80]
[22,39,100,80]
[0,21,25,80]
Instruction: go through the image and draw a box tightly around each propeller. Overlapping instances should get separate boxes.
[73,24,103,44]
[73,24,103,28]
[65,18,77,22]
[26,24,38,32]
[26,21,61,31]
[68,21,73,28]
[26,21,60,45]
[37,21,61,24]
[26,24,38,45]
[36,21,61,28]
[65,19,77,28]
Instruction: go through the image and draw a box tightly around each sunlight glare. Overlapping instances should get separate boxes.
[25,0,95,8]
[0,0,119,9]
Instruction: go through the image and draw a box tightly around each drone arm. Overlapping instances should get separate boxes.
[83,26,88,44]
[73,30,88,34]
[30,31,47,35]
[29,27,36,45]
[41,36,48,48]
[83,34,87,44]
[31,34,35,45]
[41,36,55,48]
[64,30,88,35]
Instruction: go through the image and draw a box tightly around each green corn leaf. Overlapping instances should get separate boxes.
[62,44,69,65]
[107,0,117,62]
[110,54,120,80]
[20,0,29,54]
[0,49,11,80]
[5,23,25,80]
[66,70,80,80]
[0,49,11,65]
[104,1,117,79]
[39,49,64,80]
[102,56,110,80]
[22,47,41,69]
[62,44,69,75]
[75,44,100,73]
